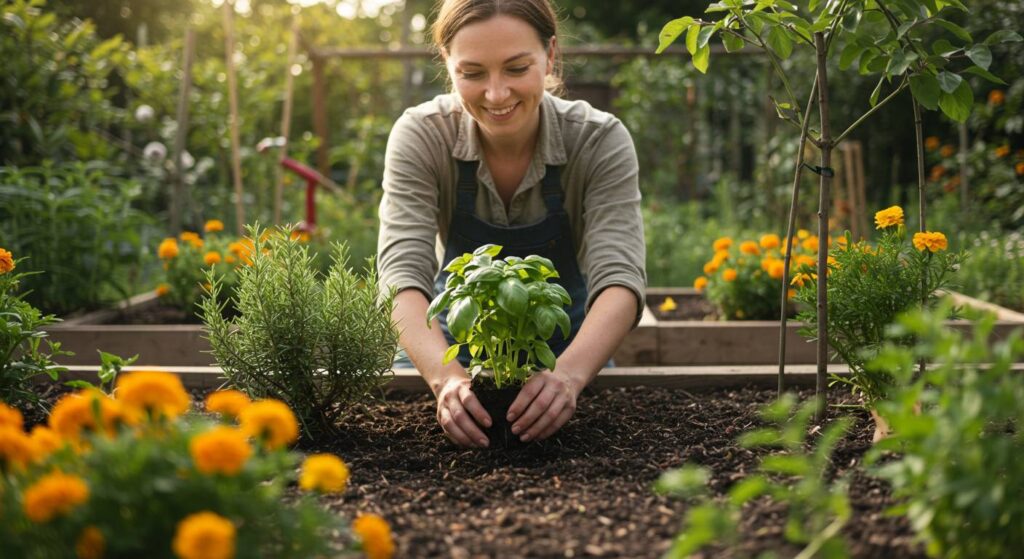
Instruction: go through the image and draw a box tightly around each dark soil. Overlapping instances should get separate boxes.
[302,386,925,559]
[646,293,719,321]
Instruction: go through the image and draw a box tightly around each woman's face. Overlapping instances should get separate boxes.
[444,14,554,147]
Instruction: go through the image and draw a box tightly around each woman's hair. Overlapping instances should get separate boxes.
[431,0,564,95]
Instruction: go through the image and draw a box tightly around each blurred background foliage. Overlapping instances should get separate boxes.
[0,0,1021,314]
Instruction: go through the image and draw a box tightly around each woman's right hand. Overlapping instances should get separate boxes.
[435,375,492,448]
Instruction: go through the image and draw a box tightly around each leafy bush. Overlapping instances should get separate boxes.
[201,226,398,436]
[951,230,1024,312]
[154,219,246,314]
[0,372,393,558]
[656,394,853,559]
[868,302,1024,559]
[426,244,572,388]
[0,163,155,315]
[0,248,70,409]
[795,206,963,405]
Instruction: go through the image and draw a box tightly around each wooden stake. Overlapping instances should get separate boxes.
[171,27,195,234]
[274,16,300,225]
[813,32,832,419]
[312,55,330,179]
[223,0,245,236]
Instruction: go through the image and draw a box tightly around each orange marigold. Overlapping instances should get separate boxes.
[0,247,14,274]
[994,144,1011,158]
[155,283,171,297]
[929,165,946,181]
[239,399,299,449]
[191,426,252,476]
[158,238,180,260]
[49,391,134,440]
[299,453,350,493]
[693,276,708,292]
[874,206,904,229]
[204,219,225,233]
[0,402,23,429]
[29,425,63,462]
[722,268,738,282]
[173,511,236,559]
[203,251,222,266]
[801,236,819,252]
[712,237,733,252]
[1016,161,1024,176]
[768,260,786,280]
[988,89,1005,106]
[353,514,395,559]
[924,136,940,151]
[703,260,720,275]
[797,229,810,240]
[759,234,780,250]
[0,426,34,469]
[940,144,956,158]
[23,471,89,523]
[739,241,760,256]
[205,390,251,419]
[75,526,105,559]
[115,370,191,420]
[913,231,948,253]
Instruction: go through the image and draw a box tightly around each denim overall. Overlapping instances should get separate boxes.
[434,159,588,367]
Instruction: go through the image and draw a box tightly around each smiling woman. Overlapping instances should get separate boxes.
[378,0,646,449]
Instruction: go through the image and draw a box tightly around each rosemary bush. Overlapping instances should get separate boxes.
[201,226,398,436]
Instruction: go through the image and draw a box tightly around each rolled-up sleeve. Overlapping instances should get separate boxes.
[579,120,646,327]
[377,112,442,299]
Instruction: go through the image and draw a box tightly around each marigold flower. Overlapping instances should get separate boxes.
[790,272,816,288]
[204,219,225,233]
[49,391,134,440]
[155,283,171,297]
[290,230,311,243]
[797,229,810,240]
[801,236,819,252]
[76,526,105,559]
[0,426,34,469]
[768,260,785,280]
[796,255,817,269]
[874,206,904,229]
[712,237,732,252]
[739,241,760,256]
[787,289,796,300]
[239,399,299,449]
[712,250,729,263]
[988,89,1005,106]
[299,454,350,493]
[722,268,738,282]
[0,247,14,274]
[834,236,849,250]
[703,260,720,275]
[943,176,961,193]
[929,165,946,181]
[940,144,956,158]
[191,427,252,476]
[994,144,1010,158]
[1016,161,1024,176]
[693,276,708,292]
[116,370,191,420]
[913,231,948,253]
[172,511,236,559]
[759,234,780,250]
[205,390,251,419]
[158,238,180,260]
[23,471,89,523]
[0,402,23,429]
[657,297,677,313]
[203,252,222,266]
[924,136,940,151]
[353,514,395,559]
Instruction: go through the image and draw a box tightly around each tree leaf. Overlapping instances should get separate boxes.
[869,76,885,107]
[685,22,701,55]
[697,25,717,48]
[767,25,794,59]
[656,17,693,54]
[963,65,1006,85]
[938,79,973,123]
[722,30,745,53]
[838,41,865,71]
[931,18,972,43]
[909,73,940,110]
[965,44,992,70]
[983,30,1022,45]
[936,71,963,94]
[692,43,711,74]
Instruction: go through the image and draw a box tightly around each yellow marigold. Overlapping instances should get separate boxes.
[940,144,956,158]
[76,526,105,559]
[0,402,23,429]
[693,276,708,292]
[657,297,677,313]
[353,514,395,559]
[759,234,780,250]
[0,247,14,274]
[712,237,733,252]
[797,229,810,240]
[191,427,252,476]
[913,231,948,253]
[155,283,171,297]
[703,260,720,275]
[768,260,785,280]
[801,236,819,253]
[299,453,350,493]
[29,425,63,462]
[739,241,760,256]
[1016,161,1024,176]
[994,144,1010,158]
[988,89,1005,106]
[203,252,222,266]
[158,238,180,260]
[239,399,299,449]
[180,231,204,249]
[796,255,817,269]
[790,272,816,288]
[759,258,775,273]
[924,136,940,151]
[204,219,225,233]
[834,236,849,250]
[172,511,236,559]
[227,242,246,255]
[874,206,904,229]
[712,250,729,264]
[722,268,738,282]
[0,426,34,469]
[290,230,311,243]
[49,391,134,440]
[23,471,89,523]
[205,390,251,419]
[116,370,191,420]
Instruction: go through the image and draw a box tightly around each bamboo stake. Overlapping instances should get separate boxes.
[171,27,195,234]
[914,99,928,379]
[274,16,300,225]
[813,32,833,419]
[223,0,245,236]
[312,55,329,179]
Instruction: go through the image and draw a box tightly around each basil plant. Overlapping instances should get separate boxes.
[427,244,572,388]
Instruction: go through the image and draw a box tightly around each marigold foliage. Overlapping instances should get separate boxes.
[172,511,236,559]
[190,426,252,475]
[23,471,89,522]
[353,514,396,559]
[239,399,299,449]
[115,370,191,419]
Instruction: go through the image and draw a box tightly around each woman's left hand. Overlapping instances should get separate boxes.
[507,369,580,442]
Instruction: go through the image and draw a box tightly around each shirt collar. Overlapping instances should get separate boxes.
[451,92,567,166]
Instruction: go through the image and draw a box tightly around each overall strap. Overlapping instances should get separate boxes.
[540,164,563,213]
[455,160,478,212]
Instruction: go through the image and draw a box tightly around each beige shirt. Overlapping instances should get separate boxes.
[377,91,646,326]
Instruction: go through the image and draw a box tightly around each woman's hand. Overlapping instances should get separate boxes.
[435,375,492,448]
[507,369,580,442]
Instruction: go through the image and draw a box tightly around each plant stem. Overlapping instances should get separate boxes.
[777,76,820,396]
[914,98,928,379]
[833,79,908,145]
[814,32,833,421]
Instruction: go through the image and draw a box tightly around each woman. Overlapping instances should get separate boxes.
[378,0,645,448]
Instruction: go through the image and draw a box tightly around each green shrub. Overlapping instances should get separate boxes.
[954,230,1024,312]
[0,249,70,408]
[0,163,155,315]
[868,302,1024,559]
[201,225,398,436]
